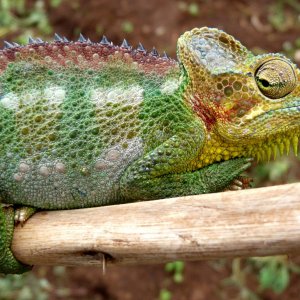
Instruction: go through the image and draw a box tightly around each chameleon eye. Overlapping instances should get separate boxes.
[255,58,296,99]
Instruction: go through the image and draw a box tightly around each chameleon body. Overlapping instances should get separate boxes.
[0,28,300,274]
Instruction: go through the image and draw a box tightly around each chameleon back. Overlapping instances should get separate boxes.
[0,40,180,209]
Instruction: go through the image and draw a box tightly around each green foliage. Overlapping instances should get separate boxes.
[165,261,185,283]
[267,0,300,32]
[121,21,134,33]
[259,261,289,293]
[281,35,300,63]
[159,261,184,300]
[49,0,62,8]
[252,256,300,294]
[223,256,300,299]
[0,0,53,42]
[0,267,72,299]
[159,288,172,300]
[0,273,51,300]
[253,157,292,184]
[222,258,261,300]
[177,2,199,16]
[187,3,199,16]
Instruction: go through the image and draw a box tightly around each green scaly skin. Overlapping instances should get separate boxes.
[0,28,299,274]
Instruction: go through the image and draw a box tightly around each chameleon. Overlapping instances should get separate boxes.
[0,27,299,274]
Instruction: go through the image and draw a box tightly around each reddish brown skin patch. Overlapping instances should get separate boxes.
[192,94,227,130]
[0,41,179,75]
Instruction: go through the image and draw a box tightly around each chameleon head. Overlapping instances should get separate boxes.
[177,27,300,161]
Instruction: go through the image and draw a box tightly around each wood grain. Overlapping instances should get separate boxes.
[12,183,300,267]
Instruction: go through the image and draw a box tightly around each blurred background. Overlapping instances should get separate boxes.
[0,0,300,299]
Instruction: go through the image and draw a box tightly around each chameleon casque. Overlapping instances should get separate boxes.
[0,27,300,274]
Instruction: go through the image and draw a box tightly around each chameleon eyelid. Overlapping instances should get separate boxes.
[254,58,296,99]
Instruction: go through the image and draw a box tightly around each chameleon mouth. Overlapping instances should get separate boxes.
[241,105,300,161]
[236,104,300,131]
[243,104,300,123]
[265,105,300,114]
[248,105,300,161]
[216,102,300,162]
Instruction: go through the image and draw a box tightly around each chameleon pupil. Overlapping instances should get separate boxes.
[260,79,269,88]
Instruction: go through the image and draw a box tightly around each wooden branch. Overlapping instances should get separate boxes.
[12,183,300,267]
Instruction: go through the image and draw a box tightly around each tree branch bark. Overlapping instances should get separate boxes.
[12,183,300,267]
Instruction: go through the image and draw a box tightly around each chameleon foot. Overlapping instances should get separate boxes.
[228,179,244,191]
[14,206,37,226]
[0,205,33,274]
[228,176,253,191]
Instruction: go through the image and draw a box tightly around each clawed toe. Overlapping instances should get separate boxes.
[228,176,253,191]
[14,206,36,226]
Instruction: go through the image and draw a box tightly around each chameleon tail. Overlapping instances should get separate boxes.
[0,205,32,274]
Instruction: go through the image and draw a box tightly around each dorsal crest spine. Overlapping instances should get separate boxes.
[0,33,178,75]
